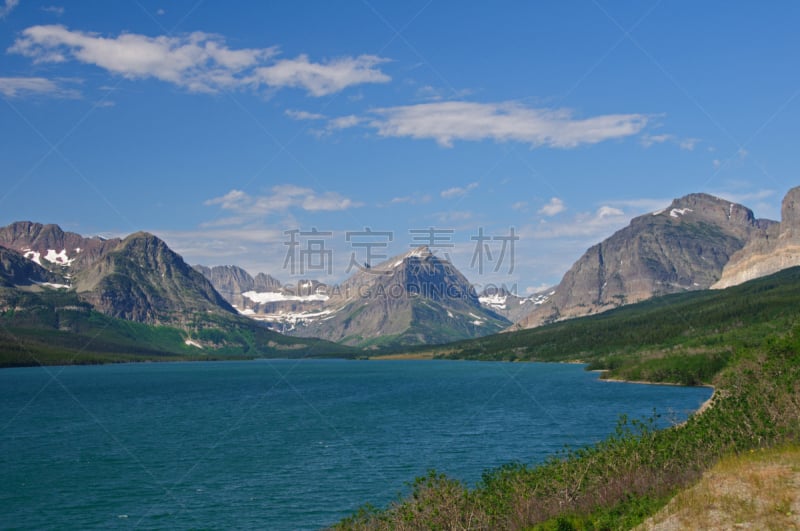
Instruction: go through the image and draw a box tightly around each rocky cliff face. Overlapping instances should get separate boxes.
[288,246,510,347]
[74,232,235,324]
[713,187,800,289]
[0,221,121,271]
[514,193,773,329]
[478,286,555,323]
[0,245,64,288]
[193,264,325,321]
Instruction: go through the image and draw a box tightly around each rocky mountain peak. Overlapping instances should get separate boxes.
[0,220,121,271]
[515,192,771,329]
[647,193,759,233]
[780,186,800,235]
[713,186,800,289]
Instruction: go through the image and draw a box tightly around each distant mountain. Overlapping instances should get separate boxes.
[193,264,327,328]
[0,222,352,365]
[287,246,511,347]
[514,193,774,329]
[478,286,555,324]
[0,245,63,288]
[198,248,511,348]
[713,186,800,289]
[0,222,235,326]
[72,232,236,325]
[0,221,121,271]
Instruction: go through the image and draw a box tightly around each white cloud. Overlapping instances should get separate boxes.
[710,188,775,205]
[285,109,326,120]
[40,5,65,16]
[251,54,390,97]
[327,114,364,130]
[640,133,673,147]
[441,182,478,199]
[532,205,628,239]
[538,197,565,216]
[0,76,80,98]
[9,25,390,96]
[434,210,474,223]
[415,84,473,101]
[389,194,431,205]
[512,201,528,211]
[0,0,19,18]
[205,185,363,216]
[605,197,671,213]
[368,101,648,148]
[641,133,699,151]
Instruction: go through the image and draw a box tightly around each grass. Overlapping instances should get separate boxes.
[640,445,800,529]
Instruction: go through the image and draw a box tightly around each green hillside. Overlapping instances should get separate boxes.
[409,265,800,385]
[0,287,355,367]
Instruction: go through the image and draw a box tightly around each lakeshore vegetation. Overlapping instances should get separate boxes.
[338,267,800,529]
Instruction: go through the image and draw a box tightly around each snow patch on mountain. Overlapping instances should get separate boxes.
[23,249,42,265]
[670,208,693,218]
[479,294,507,310]
[44,249,75,266]
[34,281,71,289]
[241,290,329,304]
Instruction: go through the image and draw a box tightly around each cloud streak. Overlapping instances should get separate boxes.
[441,182,478,199]
[368,101,648,148]
[9,25,390,96]
[205,186,363,216]
[0,0,19,19]
[0,76,80,98]
[538,197,565,216]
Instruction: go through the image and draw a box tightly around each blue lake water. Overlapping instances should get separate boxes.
[0,359,711,530]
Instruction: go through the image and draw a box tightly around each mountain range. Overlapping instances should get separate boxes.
[195,246,511,348]
[513,193,776,329]
[2,186,800,362]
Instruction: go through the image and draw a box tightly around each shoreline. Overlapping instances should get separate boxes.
[593,369,716,419]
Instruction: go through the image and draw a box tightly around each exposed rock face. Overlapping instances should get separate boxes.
[478,286,555,323]
[0,222,236,326]
[515,193,772,329]
[0,221,121,271]
[713,186,800,289]
[197,248,510,347]
[193,264,325,319]
[290,246,510,347]
[74,232,235,324]
[0,245,63,287]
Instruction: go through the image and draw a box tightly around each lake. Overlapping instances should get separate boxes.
[0,359,711,530]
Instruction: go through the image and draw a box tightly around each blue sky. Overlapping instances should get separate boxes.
[1,1,799,294]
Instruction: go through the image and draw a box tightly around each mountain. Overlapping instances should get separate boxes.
[193,264,328,328]
[0,245,64,288]
[514,193,775,329]
[713,186,800,289]
[0,222,236,326]
[0,222,353,366]
[0,221,121,271]
[478,286,555,323]
[287,246,511,347]
[72,232,236,325]
[197,248,511,348]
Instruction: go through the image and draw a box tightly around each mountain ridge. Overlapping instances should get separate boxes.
[713,186,800,289]
[514,193,775,329]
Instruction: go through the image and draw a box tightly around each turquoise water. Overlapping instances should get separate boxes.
[0,359,711,530]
